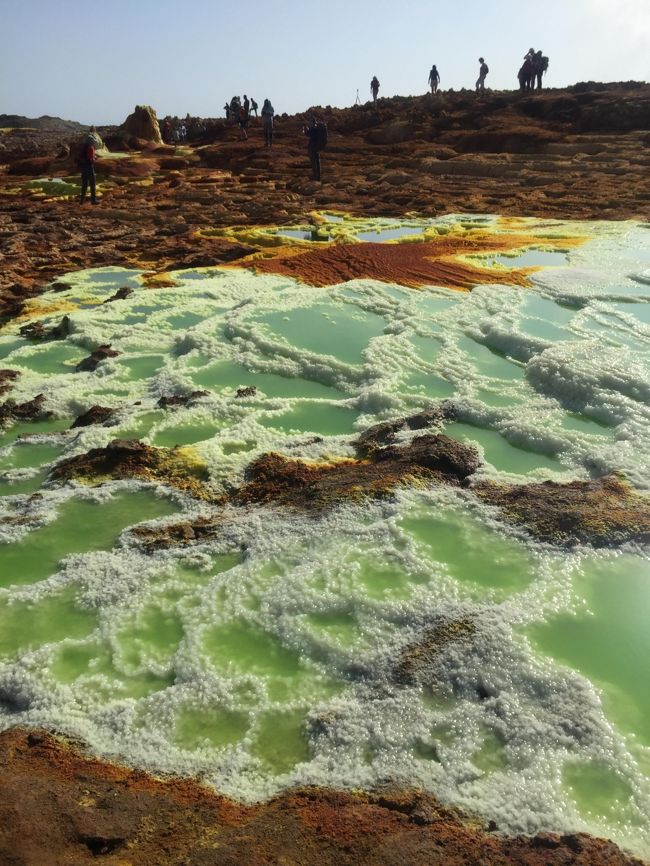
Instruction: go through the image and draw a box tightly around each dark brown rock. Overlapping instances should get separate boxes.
[51,438,214,500]
[75,344,120,372]
[70,405,116,428]
[474,474,650,547]
[0,393,52,428]
[19,315,71,341]
[0,369,20,397]
[157,390,209,409]
[103,286,133,303]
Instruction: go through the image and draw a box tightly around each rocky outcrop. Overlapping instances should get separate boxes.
[475,474,650,547]
[70,405,116,428]
[156,390,209,409]
[19,315,71,341]
[51,438,213,500]
[75,344,120,372]
[0,393,52,428]
[119,105,163,145]
[233,434,479,509]
[0,728,644,866]
[0,369,20,397]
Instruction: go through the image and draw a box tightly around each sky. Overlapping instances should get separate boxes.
[1,0,649,125]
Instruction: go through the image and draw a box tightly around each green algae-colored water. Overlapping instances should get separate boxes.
[0,214,649,857]
[529,555,650,746]
[0,490,178,588]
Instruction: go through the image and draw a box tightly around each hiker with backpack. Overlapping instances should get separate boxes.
[250,97,259,118]
[532,51,549,90]
[428,65,440,94]
[303,117,327,181]
[78,126,101,205]
[370,76,380,102]
[261,98,275,147]
[476,57,489,92]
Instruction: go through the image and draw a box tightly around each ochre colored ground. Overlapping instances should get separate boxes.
[0,729,644,866]
[241,232,548,289]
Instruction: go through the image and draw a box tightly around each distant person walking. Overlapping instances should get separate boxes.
[476,57,489,92]
[261,98,275,147]
[370,76,380,102]
[303,117,327,181]
[243,94,250,117]
[250,97,259,117]
[428,64,440,94]
[79,126,99,205]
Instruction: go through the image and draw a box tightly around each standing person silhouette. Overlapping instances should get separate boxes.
[79,126,100,205]
[428,64,440,94]
[370,76,380,102]
[476,57,489,92]
[261,98,274,147]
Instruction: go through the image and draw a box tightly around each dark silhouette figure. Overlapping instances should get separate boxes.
[476,57,489,92]
[532,50,549,89]
[428,65,440,94]
[370,76,380,101]
[518,55,534,92]
[302,117,321,180]
[238,104,248,140]
[79,126,99,204]
[250,97,258,117]
[261,98,274,147]
[243,94,250,116]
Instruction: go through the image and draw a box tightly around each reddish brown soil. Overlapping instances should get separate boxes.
[245,233,544,289]
[2,85,649,317]
[475,473,650,547]
[0,728,644,866]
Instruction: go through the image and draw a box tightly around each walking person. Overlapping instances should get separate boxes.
[428,64,440,94]
[261,98,275,147]
[370,75,380,102]
[243,94,250,117]
[250,97,259,117]
[79,126,100,205]
[476,57,489,92]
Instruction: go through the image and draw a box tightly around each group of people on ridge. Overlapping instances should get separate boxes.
[225,95,276,145]
[225,95,259,140]
[518,48,550,92]
[79,46,552,200]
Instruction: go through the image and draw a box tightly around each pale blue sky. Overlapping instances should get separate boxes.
[1,0,648,124]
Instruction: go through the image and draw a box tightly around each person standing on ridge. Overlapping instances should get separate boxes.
[250,97,258,118]
[261,98,275,147]
[476,57,489,92]
[532,50,549,90]
[370,76,380,101]
[243,94,250,117]
[303,117,326,181]
[238,103,249,140]
[428,64,440,94]
[79,126,99,205]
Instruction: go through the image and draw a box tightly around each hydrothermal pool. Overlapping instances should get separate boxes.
[0,214,649,858]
